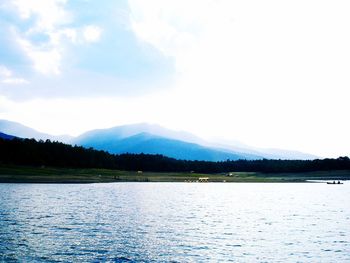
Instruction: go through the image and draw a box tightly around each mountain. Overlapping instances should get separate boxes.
[0,119,73,143]
[0,132,16,140]
[209,138,318,160]
[72,126,262,161]
[253,148,318,160]
[73,123,206,144]
[0,119,317,161]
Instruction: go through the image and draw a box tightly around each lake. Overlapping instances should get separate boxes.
[0,182,349,262]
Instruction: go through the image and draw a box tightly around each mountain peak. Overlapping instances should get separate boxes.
[0,119,318,161]
[0,119,73,143]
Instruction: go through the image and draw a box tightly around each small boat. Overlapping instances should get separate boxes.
[327,181,343,185]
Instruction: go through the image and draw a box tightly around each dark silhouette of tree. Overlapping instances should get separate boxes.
[1,137,350,173]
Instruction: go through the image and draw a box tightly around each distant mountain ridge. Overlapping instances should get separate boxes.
[0,132,16,140]
[209,139,318,160]
[0,120,73,143]
[72,131,261,161]
[74,123,206,145]
[0,119,318,161]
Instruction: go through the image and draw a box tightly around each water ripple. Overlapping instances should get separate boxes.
[0,182,349,262]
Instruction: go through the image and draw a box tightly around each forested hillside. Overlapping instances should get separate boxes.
[1,138,350,173]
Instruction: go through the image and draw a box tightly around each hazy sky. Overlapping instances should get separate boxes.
[0,0,350,158]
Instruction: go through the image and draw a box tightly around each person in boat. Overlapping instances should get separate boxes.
[333,181,336,184]
[337,180,341,184]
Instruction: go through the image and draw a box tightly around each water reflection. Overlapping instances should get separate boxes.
[0,183,349,262]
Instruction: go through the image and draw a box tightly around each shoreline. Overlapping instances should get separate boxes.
[0,179,311,184]
[1,165,349,184]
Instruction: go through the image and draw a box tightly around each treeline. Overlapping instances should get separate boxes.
[1,137,350,173]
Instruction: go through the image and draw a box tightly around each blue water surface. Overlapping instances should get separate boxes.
[0,182,349,262]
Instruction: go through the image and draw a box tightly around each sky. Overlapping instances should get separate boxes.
[0,0,350,158]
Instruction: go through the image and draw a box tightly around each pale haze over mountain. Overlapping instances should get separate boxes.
[0,120,73,143]
[0,119,318,161]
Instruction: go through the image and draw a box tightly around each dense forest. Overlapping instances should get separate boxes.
[1,137,350,173]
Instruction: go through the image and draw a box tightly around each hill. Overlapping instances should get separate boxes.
[72,126,261,161]
[0,119,73,142]
[1,137,349,174]
[0,132,16,140]
[0,119,318,161]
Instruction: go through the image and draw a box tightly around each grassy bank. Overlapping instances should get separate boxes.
[0,166,350,183]
[0,165,349,183]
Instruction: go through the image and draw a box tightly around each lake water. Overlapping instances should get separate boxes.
[0,182,349,262]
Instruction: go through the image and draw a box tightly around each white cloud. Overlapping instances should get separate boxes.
[16,36,62,75]
[7,0,70,75]
[0,65,13,78]
[129,0,209,66]
[1,1,350,157]
[127,0,350,157]
[11,0,70,31]
[2,78,29,85]
[83,25,102,43]
[8,0,102,75]
[0,65,29,85]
